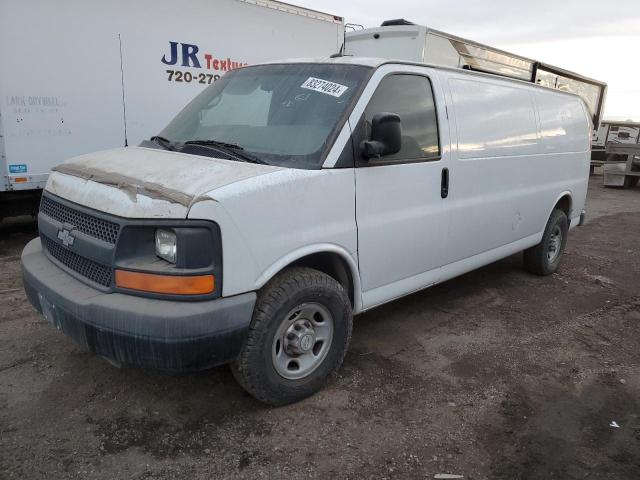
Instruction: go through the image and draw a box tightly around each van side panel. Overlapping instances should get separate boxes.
[444,73,589,266]
[536,93,590,154]
[534,92,590,224]
[445,75,541,264]
[450,79,538,159]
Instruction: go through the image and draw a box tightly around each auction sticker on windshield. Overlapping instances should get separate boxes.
[301,77,348,97]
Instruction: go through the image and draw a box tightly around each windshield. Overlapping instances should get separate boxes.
[158,63,372,169]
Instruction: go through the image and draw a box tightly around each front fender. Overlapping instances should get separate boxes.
[189,168,359,309]
[255,244,363,313]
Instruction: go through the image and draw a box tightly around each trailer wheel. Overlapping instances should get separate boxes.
[231,267,352,406]
[524,209,568,276]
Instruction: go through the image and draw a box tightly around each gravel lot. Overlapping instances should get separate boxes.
[1,175,639,480]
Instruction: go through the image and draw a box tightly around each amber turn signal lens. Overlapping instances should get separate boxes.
[115,270,215,295]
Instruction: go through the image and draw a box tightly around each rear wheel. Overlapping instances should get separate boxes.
[624,176,639,188]
[231,267,352,406]
[524,209,568,276]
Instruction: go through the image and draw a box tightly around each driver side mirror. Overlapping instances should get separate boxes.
[360,112,402,159]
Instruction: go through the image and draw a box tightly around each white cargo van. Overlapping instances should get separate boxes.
[22,56,591,405]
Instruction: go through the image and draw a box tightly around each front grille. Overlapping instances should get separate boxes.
[40,195,120,244]
[42,236,113,288]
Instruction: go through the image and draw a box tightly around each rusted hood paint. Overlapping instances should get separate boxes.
[47,147,283,217]
[53,163,195,206]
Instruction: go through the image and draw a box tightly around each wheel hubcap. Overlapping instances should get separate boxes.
[547,225,563,263]
[272,303,334,380]
[285,321,316,355]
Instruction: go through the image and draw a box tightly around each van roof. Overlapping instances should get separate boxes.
[257,56,586,100]
[260,56,386,68]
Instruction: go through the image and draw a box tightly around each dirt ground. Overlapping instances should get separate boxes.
[1,175,639,480]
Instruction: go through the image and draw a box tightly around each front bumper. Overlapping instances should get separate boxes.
[21,238,256,371]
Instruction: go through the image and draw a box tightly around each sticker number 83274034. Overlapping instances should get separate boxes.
[300,77,348,97]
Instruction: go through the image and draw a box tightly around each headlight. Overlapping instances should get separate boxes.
[155,229,177,263]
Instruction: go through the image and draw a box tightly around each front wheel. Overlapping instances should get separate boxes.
[231,267,352,406]
[523,209,568,276]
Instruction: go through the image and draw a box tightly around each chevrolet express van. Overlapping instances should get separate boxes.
[22,57,591,405]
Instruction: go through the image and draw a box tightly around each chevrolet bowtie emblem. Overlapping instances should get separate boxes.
[57,227,75,247]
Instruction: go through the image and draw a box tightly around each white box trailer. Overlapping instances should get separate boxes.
[0,0,344,219]
[345,20,607,128]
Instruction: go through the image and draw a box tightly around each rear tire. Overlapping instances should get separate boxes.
[624,176,639,188]
[524,209,568,276]
[231,267,352,406]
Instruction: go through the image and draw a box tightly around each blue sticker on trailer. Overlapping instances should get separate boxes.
[9,164,27,173]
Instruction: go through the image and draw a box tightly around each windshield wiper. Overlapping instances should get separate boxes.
[149,136,176,151]
[183,139,268,165]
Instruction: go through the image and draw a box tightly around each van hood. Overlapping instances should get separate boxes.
[46,147,283,218]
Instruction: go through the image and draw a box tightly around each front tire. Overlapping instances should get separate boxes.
[231,267,352,406]
[524,209,568,276]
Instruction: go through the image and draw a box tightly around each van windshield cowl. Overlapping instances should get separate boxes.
[155,63,372,169]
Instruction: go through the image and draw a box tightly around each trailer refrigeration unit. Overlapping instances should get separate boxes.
[345,20,607,129]
[0,0,344,220]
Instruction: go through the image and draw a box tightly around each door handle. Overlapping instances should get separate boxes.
[441,167,449,199]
